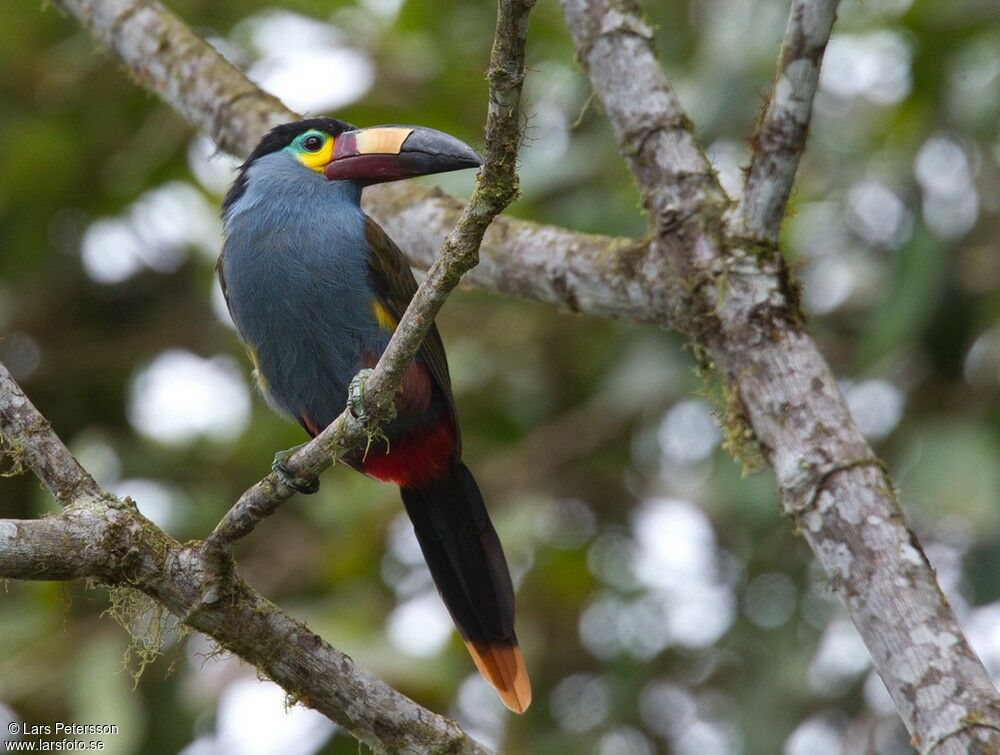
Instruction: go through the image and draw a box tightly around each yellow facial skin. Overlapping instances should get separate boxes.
[296,134,335,173]
[287,129,336,173]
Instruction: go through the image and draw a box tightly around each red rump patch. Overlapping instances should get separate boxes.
[362,419,455,488]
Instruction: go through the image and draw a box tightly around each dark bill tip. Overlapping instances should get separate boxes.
[401,128,482,170]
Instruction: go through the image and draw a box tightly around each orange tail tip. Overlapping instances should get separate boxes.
[464,640,532,714]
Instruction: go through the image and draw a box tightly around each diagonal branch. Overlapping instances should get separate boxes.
[740,0,839,243]
[0,361,490,755]
[561,0,1000,751]
[51,0,681,329]
[0,374,104,506]
[558,0,730,242]
[205,0,536,552]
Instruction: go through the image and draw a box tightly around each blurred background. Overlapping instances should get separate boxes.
[1,0,999,752]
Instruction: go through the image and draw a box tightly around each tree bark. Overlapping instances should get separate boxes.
[740,0,839,244]
[560,0,1000,751]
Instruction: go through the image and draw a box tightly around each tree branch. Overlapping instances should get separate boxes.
[561,0,1000,751]
[740,0,839,243]
[0,513,110,580]
[51,0,681,329]
[0,361,490,755]
[0,372,104,506]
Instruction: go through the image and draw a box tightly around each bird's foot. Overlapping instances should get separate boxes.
[272,444,320,495]
[348,369,376,424]
[347,368,395,462]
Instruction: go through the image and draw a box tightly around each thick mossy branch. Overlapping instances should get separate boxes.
[560,0,1000,750]
[0,488,491,753]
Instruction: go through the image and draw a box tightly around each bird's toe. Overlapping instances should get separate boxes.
[348,368,376,422]
[272,445,321,495]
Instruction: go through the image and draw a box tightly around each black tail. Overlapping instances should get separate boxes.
[401,461,531,713]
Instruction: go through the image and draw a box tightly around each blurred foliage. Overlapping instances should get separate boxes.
[1,0,999,753]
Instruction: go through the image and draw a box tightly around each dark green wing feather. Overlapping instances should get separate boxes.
[363,215,459,443]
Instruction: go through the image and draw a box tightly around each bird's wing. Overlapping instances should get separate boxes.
[363,215,459,441]
[215,250,235,320]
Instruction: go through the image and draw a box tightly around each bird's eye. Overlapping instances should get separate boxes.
[303,135,324,151]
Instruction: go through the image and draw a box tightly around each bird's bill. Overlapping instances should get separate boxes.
[323,126,482,184]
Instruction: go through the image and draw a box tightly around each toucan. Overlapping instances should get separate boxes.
[217,117,530,713]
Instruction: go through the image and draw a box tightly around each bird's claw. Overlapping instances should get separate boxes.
[272,444,320,495]
[348,369,375,423]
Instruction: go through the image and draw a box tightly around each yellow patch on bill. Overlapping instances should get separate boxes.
[372,300,397,331]
[356,127,413,155]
